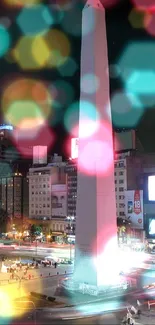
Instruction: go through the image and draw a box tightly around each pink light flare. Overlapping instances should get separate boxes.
[72,118,100,139]
[132,0,155,11]
[12,124,55,158]
[144,11,155,36]
[78,121,114,176]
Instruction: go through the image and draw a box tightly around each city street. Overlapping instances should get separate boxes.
[0,245,75,260]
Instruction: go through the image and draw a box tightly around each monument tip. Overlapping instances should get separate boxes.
[84,0,104,9]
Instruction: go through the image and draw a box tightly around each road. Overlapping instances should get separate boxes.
[0,245,75,260]
[10,312,125,325]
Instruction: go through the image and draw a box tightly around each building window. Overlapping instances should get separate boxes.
[119,171,124,176]
[119,180,124,184]
[119,187,124,192]
[119,203,125,208]
[115,180,117,184]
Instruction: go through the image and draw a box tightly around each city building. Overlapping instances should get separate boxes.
[28,164,65,220]
[28,158,67,240]
[65,159,77,242]
[0,169,29,226]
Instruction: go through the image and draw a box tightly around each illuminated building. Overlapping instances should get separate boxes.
[0,171,29,222]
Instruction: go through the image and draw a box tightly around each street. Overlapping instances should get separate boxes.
[0,245,75,260]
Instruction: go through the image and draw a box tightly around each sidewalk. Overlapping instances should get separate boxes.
[0,264,73,286]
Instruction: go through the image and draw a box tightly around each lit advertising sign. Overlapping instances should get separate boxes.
[146,216,155,239]
[148,175,155,201]
[71,138,79,159]
[0,125,13,130]
[125,190,143,229]
[33,146,47,165]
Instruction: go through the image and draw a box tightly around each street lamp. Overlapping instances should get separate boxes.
[18,232,22,247]
[46,235,50,243]
[67,216,75,262]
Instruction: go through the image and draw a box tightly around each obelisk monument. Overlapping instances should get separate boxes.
[74,0,117,289]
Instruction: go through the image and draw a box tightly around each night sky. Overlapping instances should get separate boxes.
[0,0,154,156]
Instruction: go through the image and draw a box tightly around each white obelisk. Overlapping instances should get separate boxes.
[74,0,117,289]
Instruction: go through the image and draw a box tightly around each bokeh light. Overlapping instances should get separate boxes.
[13,35,50,70]
[3,0,42,7]
[0,25,10,58]
[5,100,45,129]
[45,29,71,68]
[12,124,55,158]
[126,70,155,94]
[64,100,100,138]
[61,7,81,36]
[81,73,99,94]
[0,17,11,28]
[128,9,145,29]
[0,162,12,177]
[131,0,155,11]
[78,122,114,176]
[118,42,155,82]
[49,80,75,110]
[58,57,78,77]
[144,12,155,36]
[109,64,121,78]
[50,0,75,11]
[17,5,53,36]
[48,5,64,23]
[2,78,52,128]
[111,91,144,128]
[0,267,42,319]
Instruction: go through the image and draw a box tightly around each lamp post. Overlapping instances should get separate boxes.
[46,235,50,244]
[35,240,37,257]
[67,216,74,262]
[18,232,22,247]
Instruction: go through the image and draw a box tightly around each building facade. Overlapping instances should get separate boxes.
[65,160,77,240]
[28,165,66,220]
[0,171,29,222]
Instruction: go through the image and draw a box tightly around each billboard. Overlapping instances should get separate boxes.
[146,216,155,239]
[52,184,67,217]
[0,125,13,131]
[148,175,155,201]
[71,130,135,159]
[33,146,47,165]
[71,138,79,159]
[125,190,143,229]
[114,130,135,152]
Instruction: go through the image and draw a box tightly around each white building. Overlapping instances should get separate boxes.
[28,164,66,220]
[114,159,127,218]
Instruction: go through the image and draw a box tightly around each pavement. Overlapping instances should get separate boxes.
[1,249,155,324]
[0,263,73,286]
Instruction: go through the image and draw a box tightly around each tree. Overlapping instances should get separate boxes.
[117,217,131,242]
[29,224,42,238]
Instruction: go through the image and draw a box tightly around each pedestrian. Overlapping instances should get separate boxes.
[28,274,31,280]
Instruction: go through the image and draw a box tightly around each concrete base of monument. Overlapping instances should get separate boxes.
[54,276,136,305]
